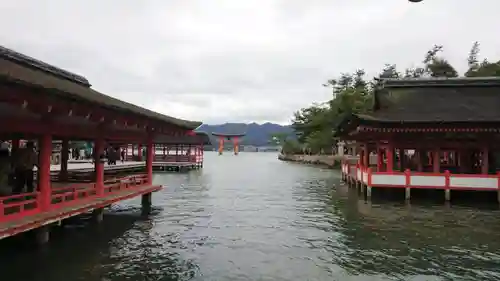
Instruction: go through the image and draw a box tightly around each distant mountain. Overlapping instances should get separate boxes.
[197,122,294,147]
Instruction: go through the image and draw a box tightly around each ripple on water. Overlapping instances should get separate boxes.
[2,153,500,281]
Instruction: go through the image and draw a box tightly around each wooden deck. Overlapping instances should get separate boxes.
[0,175,161,240]
[49,161,201,174]
[50,161,145,172]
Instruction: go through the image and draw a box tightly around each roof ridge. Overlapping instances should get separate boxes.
[381,77,500,88]
[0,45,90,87]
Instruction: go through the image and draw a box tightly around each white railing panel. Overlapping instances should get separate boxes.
[410,176,445,187]
[450,177,497,189]
[362,172,368,184]
[371,174,405,186]
[357,169,361,180]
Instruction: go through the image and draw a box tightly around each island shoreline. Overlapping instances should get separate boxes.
[278,154,342,169]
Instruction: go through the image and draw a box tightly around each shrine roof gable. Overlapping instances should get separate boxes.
[369,77,500,123]
[0,45,202,130]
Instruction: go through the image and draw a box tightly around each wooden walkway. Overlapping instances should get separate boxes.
[48,161,201,173]
[50,161,145,172]
[0,183,161,240]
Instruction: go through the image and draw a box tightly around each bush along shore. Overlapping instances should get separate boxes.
[278,154,342,169]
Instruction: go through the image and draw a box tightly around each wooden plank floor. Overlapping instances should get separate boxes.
[48,161,200,172]
[0,184,161,240]
[153,162,198,167]
[50,161,145,172]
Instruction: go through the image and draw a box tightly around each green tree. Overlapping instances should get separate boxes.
[290,42,500,155]
[281,139,302,155]
[464,41,500,77]
[423,45,458,77]
[269,132,292,145]
[293,70,373,154]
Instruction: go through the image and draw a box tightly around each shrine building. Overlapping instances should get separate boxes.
[337,77,500,202]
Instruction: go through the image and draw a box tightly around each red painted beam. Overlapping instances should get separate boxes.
[2,84,192,134]
[0,116,149,141]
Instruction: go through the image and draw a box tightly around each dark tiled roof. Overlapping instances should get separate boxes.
[0,46,202,130]
[366,77,500,123]
[154,131,211,145]
[211,132,246,137]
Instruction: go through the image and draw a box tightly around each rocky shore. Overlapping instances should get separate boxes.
[277,154,343,169]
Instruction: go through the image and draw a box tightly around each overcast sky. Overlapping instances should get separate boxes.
[1,1,500,125]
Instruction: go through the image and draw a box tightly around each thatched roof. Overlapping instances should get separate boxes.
[0,46,202,130]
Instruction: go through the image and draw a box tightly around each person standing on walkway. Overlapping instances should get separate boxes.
[12,141,38,194]
[0,142,12,195]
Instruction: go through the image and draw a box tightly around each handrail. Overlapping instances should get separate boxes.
[0,174,150,223]
[342,163,500,190]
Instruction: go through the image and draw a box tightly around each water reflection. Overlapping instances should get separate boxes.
[2,153,500,280]
[292,169,500,280]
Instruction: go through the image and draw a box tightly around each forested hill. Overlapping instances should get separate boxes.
[197,123,294,147]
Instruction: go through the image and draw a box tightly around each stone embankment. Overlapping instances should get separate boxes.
[278,154,344,169]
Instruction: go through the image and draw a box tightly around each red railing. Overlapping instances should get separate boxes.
[341,161,500,191]
[125,154,203,164]
[0,191,39,222]
[0,174,150,223]
[153,155,195,162]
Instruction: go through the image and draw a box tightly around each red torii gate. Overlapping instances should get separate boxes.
[212,133,246,155]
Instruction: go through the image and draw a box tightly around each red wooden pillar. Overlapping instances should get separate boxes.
[146,136,153,185]
[218,137,224,155]
[138,144,143,161]
[94,138,105,196]
[359,146,365,167]
[363,145,369,168]
[386,143,394,172]
[11,139,20,152]
[416,149,424,172]
[458,149,467,173]
[399,148,406,172]
[233,137,239,155]
[200,145,204,165]
[38,133,52,211]
[376,145,383,172]
[196,146,200,163]
[60,139,69,181]
[432,148,441,173]
[481,147,489,174]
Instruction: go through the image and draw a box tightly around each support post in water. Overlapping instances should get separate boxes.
[141,192,152,215]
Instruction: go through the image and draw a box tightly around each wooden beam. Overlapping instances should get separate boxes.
[0,116,148,142]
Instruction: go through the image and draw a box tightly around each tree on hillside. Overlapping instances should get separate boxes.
[292,103,331,143]
[464,41,500,77]
[289,42,500,155]
[467,41,480,70]
[293,70,373,154]
[269,132,292,145]
[423,45,458,78]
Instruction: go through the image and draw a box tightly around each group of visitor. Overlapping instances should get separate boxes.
[105,146,120,165]
[71,147,82,160]
[0,141,38,196]
[90,146,125,165]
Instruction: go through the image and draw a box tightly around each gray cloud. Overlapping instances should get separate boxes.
[1,0,500,124]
